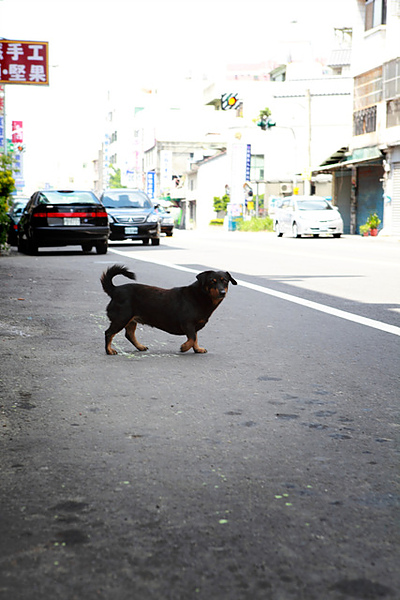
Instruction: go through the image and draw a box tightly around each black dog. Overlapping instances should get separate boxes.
[101,265,237,355]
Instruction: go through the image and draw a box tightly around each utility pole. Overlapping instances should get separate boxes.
[304,89,312,195]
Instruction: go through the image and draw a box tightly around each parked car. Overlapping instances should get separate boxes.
[157,205,174,236]
[274,195,344,238]
[7,196,30,245]
[99,188,161,245]
[18,190,110,254]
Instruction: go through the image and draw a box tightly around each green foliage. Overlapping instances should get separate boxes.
[236,216,274,232]
[109,166,125,189]
[366,212,381,229]
[213,194,230,213]
[259,107,272,120]
[359,223,370,235]
[0,154,16,248]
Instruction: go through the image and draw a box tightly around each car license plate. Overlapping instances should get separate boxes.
[125,226,138,235]
[64,217,80,225]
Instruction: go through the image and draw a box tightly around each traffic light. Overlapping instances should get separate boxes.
[257,117,276,130]
[221,93,239,110]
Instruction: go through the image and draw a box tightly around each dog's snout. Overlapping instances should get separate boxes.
[219,288,226,297]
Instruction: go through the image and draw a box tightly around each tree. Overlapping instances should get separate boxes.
[109,166,125,189]
[0,154,16,248]
[213,194,230,214]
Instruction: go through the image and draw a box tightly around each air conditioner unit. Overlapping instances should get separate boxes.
[280,183,293,194]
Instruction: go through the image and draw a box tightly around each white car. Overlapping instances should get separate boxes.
[274,195,344,238]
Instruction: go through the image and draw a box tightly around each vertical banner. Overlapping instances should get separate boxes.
[246,144,251,182]
[0,116,4,152]
[160,150,172,192]
[146,171,155,199]
[0,85,4,152]
[12,120,23,143]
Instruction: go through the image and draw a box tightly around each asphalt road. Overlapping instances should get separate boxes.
[1,232,399,600]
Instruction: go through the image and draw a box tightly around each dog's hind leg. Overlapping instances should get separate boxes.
[180,333,207,354]
[125,319,148,351]
[105,320,128,355]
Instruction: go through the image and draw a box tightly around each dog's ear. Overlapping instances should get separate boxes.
[226,272,237,285]
[196,271,212,286]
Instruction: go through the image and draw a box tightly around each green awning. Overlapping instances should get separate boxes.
[314,146,383,173]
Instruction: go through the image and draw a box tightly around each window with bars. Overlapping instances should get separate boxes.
[353,106,377,135]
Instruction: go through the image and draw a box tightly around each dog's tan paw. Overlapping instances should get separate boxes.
[106,347,118,355]
[194,347,207,354]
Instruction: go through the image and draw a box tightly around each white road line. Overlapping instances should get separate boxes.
[109,248,400,337]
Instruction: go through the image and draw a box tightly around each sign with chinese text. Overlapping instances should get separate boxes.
[0,117,4,150]
[246,144,251,181]
[12,121,23,143]
[0,40,49,85]
[160,150,172,192]
[146,171,155,199]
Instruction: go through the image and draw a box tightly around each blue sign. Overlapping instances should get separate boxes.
[0,116,4,149]
[146,171,155,199]
[246,144,251,181]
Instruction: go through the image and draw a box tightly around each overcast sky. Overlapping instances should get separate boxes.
[1,0,354,190]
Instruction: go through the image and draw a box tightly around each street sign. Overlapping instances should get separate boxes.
[0,40,49,85]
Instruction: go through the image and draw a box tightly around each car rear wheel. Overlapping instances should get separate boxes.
[95,241,108,254]
[292,223,301,238]
[333,233,341,238]
[81,244,93,253]
[151,238,160,246]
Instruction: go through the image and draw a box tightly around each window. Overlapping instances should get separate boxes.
[365,0,387,31]
[250,155,264,181]
[387,98,400,128]
[383,58,400,100]
[354,67,382,110]
[353,106,377,135]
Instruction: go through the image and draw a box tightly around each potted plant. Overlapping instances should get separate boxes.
[367,213,381,236]
[359,223,370,237]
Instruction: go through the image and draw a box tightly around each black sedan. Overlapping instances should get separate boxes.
[99,189,161,245]
[18,190,110,254]
[7,196,30,245]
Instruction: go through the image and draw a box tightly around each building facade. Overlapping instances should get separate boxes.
[319,0,400,235]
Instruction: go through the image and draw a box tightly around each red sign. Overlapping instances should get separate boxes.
[12,121,23,143]
[0,40,49,85]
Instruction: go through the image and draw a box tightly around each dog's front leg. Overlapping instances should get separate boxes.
[180,333,207,354]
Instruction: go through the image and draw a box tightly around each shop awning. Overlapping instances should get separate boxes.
[314,146,383,173]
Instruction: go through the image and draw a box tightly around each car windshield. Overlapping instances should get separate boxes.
[38,191,100,205]
[12,201,28,214]
[297,200,332,211]
[102,191,152,209]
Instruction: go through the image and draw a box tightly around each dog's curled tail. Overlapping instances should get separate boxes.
[100,264,136,297]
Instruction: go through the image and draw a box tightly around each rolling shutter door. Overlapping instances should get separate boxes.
[392,163,400,235]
